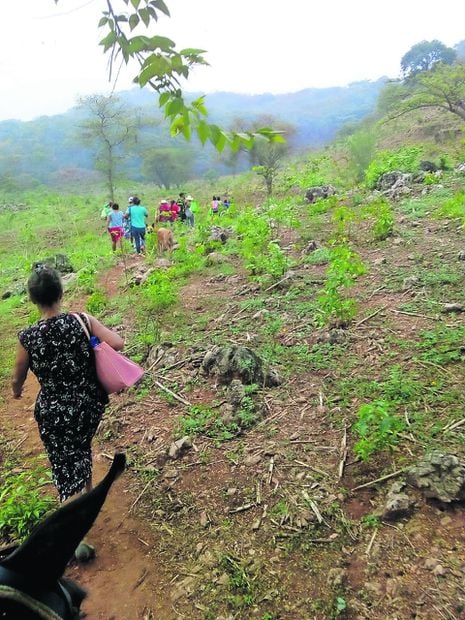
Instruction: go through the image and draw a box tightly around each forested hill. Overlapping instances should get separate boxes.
[0,78,386,189]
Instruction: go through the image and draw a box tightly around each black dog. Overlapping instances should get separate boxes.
[0,453,126,619]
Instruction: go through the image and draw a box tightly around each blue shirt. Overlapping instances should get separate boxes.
[108,210,124,227]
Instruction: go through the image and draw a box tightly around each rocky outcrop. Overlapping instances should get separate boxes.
[305,185,337,204]
[407,451,465,502]
[202,345,281,386]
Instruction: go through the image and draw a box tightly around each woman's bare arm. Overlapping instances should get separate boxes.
[12,343,29,398]
[87,315,124,351]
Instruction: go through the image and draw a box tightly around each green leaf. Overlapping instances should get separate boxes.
[127,35,151,54]
[147,35,176,51]
[179,48,208,56]
[165,97,184,118]
[138,55,172,87]
[196,120,209,145]
[139,7,150,26]
[99,31,117,53]
[181,111,191,140]
[159,92,170,108]
[129,13,140,30]
[98,16,108,28]
[170,116,184,136]
[130,0,141,7]
[191,96,208,116]
[150,0,170,17]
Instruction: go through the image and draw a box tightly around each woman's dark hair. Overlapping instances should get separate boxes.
[28,266,63,306]
[112,203,119,210]
[132,196,141,205]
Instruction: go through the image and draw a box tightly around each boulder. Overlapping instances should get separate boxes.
[382,481,415,521]
[168,436,193,459]
[305,185,337,204]
[420,160,438,172]
[206,252,228,266]
[376,171,412,191]
[33,254,74,274]
[406,451,465,502]
[301,240,318,255]
[201,345,281,386]
[209,226,233,244]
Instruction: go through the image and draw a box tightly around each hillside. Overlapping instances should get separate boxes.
[0,79,386,190]
[2,68,465,618]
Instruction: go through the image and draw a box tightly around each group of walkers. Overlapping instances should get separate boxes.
[102,192,232,254]
[10,187,231,565]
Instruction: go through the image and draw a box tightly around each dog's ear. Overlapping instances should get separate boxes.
[2,454,125,587]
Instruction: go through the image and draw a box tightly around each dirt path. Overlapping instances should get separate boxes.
[1,259,176,620]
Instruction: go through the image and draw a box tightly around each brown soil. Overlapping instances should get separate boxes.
[3,205,465,619]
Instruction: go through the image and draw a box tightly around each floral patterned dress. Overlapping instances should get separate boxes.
[19,313,108,501]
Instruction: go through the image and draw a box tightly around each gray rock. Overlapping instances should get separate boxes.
[202,345,281,386]
[402,275,420,291]
[420,160,438,172]
[382,483,415,521]
[407,451,465,502]
[34,254,74,274]
[302,240,318,254]
[441,303,465,313]
[458,250,465,261]
[154,258,171,269]
[206,252,228,266]
[305,185,337,204]
[61,272,78,289]
[209,226,233,244]
[227,379,246,407]
[316,328,346,345]
[168,435,193,459]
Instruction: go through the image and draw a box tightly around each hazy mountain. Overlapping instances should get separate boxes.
[0,79,386,189]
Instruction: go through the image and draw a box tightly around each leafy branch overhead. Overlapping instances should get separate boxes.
[55,0,283,151]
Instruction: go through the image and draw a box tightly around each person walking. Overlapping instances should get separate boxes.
[127,196,148,254]
[11,265,124,511]
[157,199,171,224]
[211,195,220,216]
[106,203,124,252]
[123,196,134,246]
[170,199,180,222]
[178,192,187,223]
[185,195,195,227]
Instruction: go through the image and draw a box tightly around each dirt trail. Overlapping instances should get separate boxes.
[1,259,175,620]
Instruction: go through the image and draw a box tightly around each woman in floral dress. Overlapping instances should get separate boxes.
[11,265,124,503]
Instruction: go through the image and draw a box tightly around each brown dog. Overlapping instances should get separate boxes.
[157,227,174,254]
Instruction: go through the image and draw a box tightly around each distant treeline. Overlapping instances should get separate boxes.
[0,79,386,191]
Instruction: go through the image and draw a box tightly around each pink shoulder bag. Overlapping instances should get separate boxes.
[72,313,144,394]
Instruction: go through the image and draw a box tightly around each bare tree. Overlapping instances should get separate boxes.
[78,94,139,201]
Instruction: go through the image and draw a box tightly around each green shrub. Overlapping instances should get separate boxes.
[353,400,405,461]
[365,146,423,189]
[86,290,108,315]
[362,197,394,240]
[0,468,55,541]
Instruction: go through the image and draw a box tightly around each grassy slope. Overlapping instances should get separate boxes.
[1,121,465,617]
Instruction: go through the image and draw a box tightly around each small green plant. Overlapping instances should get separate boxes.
[361,514,381,529]
[305,247,330,265]
[316,244,366,326]
[336,596,347,614]
[86,289,108,315]
[220,554,256,610]
[434,191,465,225]
[353,400,406,461]
[362,197,394,240]
[332,205,357,240]
[0,468,56,541]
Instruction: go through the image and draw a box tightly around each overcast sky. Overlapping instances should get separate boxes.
[1,0,464,121]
